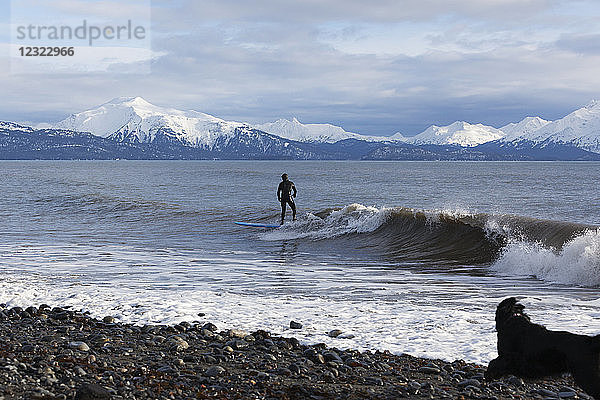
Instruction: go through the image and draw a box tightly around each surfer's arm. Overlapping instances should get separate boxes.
[292,183,297,198]
[277,183,282,201]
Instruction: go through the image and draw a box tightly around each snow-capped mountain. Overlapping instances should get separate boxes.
[55,97,251,149]
[405,121,505,147]
[254,117,394,143]
[500,100,600,153]
[389,132,407,141]
[500,116,550,140]
[49,96,600,155]
[0,121,33,133]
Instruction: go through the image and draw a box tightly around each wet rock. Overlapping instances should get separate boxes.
[30,387,56,399]
[204,366,226,377]
[74,383,111,399]
[167,335,189,351]
[289,321,302,329]
[228,329,249,338]
[328,329,343,338]
[559,391,578,398]
[202,322,218,332]
[25,306,38,316]
[323,351,343,363]
[538,388,559,397]
[458,378,481,387]
[419,365,441,374]
[69,341,90,352]
[507,375,525,386]
[408,381,421,394]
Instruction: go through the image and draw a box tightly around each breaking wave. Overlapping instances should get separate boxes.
[261,203,599,286]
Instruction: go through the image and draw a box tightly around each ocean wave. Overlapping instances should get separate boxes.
[491,228,600,286]
[261,203,599,285]
[30,192,203,220]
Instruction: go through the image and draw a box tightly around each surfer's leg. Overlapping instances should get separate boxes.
[280,201,286,224]
[289,199,296,221]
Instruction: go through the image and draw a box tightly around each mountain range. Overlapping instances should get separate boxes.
[1,97,599,160]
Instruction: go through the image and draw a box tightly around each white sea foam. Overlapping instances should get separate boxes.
[0,270,500,364]
[2,269,599,365]
[261,203,392,241]
[492,229,600,286]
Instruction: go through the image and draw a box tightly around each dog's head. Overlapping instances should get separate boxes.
[495,297,530,332]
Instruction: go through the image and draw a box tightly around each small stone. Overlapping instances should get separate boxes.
[408,381,421,394]
[365,377,384,386]
[204,365,226,377]
[228,329,248,338]
[290,321,302,329]
[328,329,343,338]
[69,341,90,352]
[322,371,336,383]
[167,336,189,351]
[345,358,362,367]
[25,306,38,316]
[31,387,56,399]
[419,366,441,374]
[507,375,524,386]
[560,387,578,393]
[102,316,115,324]
[226,339,248,350]
[289,363,301,374]
[538,388,559,397]
[559,392,578,399]
[202,322,218,332]
[458,378,481,387]
[74,383,111,400]
[323,351,343,363]
[276,368,292,377]
[157,365,175,373]
[464,385,481,393]
[257,371,270,381]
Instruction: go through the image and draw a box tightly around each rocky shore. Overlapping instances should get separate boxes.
[0,304,592,400]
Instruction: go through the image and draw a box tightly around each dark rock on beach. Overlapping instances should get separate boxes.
[0,303,594,399]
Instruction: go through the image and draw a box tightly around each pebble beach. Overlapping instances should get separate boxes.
[0,304,592,400]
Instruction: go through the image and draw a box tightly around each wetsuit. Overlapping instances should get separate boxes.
[277,179,297,224]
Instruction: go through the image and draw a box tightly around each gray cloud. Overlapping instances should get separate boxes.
[154,0,560,25]
[1,0,599,136]
[555,33,600,55]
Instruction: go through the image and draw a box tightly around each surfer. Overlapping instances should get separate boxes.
[277,173,297,225]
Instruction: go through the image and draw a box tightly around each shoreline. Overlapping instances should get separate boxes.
[0,304,591,400]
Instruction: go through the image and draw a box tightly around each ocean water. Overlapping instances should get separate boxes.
[1,160,599,365]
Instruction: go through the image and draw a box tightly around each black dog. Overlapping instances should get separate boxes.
[485,297,600,399]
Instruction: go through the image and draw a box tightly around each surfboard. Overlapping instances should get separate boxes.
[234,221,280,228]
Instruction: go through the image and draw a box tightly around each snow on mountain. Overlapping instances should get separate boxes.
[54,97,249,149]
[50,97,600,154]
[406,121,505,147]
[254,117,394,143]
[501,100,600,153]
[0,121,33,133]
[389,131,406,140]
[500,116,550,141]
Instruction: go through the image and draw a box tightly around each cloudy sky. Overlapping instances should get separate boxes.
[1,0,600,136]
